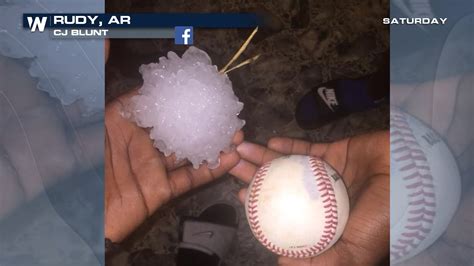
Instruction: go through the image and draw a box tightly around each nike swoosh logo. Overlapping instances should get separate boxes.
[317,87,338,112]
[193,231,214,238]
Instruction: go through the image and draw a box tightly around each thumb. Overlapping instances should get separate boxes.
[238,188,247,204]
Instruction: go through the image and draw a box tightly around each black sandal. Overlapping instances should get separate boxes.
[295,59,389,129]
[176,203,238,266]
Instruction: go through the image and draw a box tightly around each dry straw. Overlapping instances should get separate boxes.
[219,27,260,74]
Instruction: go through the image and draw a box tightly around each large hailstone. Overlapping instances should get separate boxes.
[0,0,103,114]
[127,47,245,169]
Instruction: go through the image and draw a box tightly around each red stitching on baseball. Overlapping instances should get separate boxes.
[390,109,436,262]
[247,157,339,258]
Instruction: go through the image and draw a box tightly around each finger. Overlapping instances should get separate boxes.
[238,188,247,204]
[168,149,240,197]
[233,130,244,145]
[124,126,170,215]
[105,128,148,242]
[163,130,244,171]
[152,131,244,172]
[267,137,329,158]
[229,159,259,183]
[162,153,190,171]
[236,141,282,166]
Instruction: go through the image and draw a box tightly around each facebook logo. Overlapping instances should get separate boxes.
[175,26,193,45]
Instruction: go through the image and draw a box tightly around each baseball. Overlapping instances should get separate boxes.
[390,107,461,264]
[245,155,350,258]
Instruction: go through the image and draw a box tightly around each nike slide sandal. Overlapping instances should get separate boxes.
[176,203,238,266]
[295,81,347,130]
[296,61,389,130]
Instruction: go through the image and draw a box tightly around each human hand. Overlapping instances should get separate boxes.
[104,90,244,242]
[230,131,389,265]
[0,56,102,220]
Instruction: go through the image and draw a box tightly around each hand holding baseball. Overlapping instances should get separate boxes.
[230,131,389,265]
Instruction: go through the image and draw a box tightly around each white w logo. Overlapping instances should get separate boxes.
[27,17,48,32]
